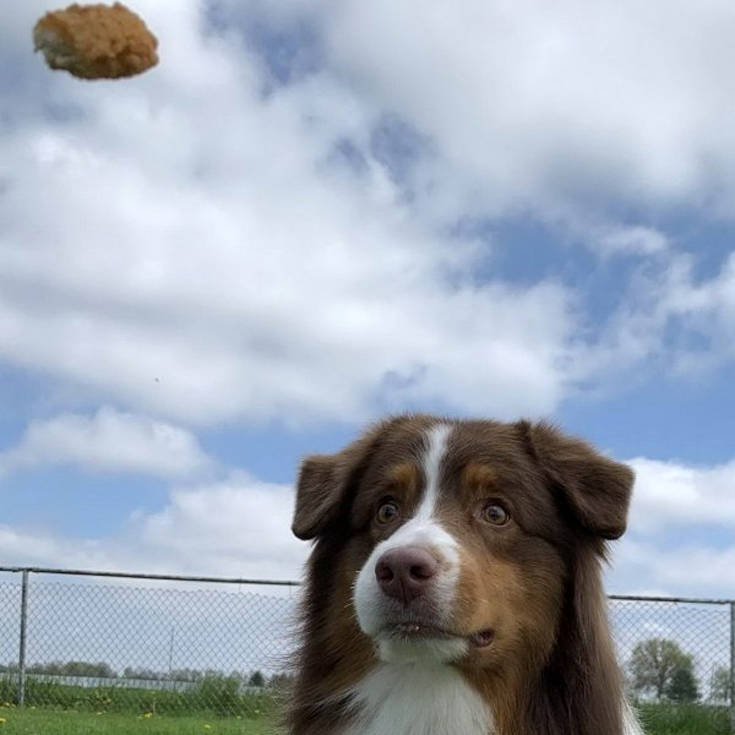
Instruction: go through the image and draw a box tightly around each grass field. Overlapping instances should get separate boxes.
[636,702,732,735]
[0,709,275,734]
[0,703,731,734]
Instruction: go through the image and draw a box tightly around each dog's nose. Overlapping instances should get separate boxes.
[375,546,439,605]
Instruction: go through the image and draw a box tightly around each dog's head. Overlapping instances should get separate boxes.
[292,415,634,674]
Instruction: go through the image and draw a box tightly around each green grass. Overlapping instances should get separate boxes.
[0,676,277,718]
[0,700,729,734]
[0,708,276,734]
[637,702,732,735]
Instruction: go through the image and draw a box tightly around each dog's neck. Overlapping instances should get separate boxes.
[344,662,495,735]
[340,659,644,735]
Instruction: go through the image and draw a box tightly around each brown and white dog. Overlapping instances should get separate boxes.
[288,415,643,735]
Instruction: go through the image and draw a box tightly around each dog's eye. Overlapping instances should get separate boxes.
[481,502,509,526]
[376,500,400,525]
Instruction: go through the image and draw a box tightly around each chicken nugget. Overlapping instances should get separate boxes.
[33,3,158,80]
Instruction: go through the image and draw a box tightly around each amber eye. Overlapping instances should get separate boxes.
[376,500,400,525]
[481,502,509,526]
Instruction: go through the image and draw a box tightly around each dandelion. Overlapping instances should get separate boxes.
[142,712,153,719]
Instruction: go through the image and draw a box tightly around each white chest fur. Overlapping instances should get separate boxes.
[344,663,494,735]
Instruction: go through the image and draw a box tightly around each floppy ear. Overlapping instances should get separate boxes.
[520,421,634,540]
[292,430,380,541]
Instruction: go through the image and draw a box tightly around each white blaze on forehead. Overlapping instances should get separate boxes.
[370,422,456,551]
[418,423,453,520]
[353,422,463,661]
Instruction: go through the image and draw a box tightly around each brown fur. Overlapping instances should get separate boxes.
[288,415,634,735]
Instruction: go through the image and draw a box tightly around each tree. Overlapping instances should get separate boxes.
[248,670,265,687]
[629,638,698,701]
[665,662,699,703]
[709,667,732,703]
[269,673,294,691]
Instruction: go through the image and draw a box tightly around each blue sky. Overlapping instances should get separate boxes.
[2,0,735,595]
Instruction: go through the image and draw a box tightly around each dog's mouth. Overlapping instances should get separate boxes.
[384,622,454,640]
[382,622,495,648]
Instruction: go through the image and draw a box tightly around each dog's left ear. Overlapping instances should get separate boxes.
[519,421,635,540]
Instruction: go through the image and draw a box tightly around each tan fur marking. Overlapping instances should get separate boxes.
[462,462,499,495]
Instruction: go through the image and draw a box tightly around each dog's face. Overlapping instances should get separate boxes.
[293,416,633,676]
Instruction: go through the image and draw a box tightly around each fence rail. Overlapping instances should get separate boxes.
[0,566,733,730]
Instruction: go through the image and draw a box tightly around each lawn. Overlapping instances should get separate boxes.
[637,702,733,735]
[0,703,730,734]
[0,709,275,734]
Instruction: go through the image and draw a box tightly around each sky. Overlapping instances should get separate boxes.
[2,0,735,598]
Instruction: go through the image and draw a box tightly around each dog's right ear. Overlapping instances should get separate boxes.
[292,429,381,541]
[292,455,343,540]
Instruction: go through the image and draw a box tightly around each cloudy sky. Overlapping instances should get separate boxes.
[2,0,735,596]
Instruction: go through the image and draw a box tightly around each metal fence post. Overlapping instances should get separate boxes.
[730,601,735,734]
[18,570,29,706]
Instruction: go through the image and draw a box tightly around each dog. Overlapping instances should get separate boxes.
[288,415,643,735]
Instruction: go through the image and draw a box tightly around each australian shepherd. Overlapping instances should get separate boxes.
[288,415,643,735]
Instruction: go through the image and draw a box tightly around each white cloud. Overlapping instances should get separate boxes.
[2,0,735,426]
[301,0,735,221]
[606,453,735,596]
[596,227,669,257]
[0,472,307,581]
[627,455,735,530]
[609,536,735,598]
[0,0,579,426]
[137,473,307,579]
[0,407,214,479]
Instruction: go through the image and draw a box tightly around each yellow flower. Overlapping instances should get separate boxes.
[142,712,153,719]
[203,725,212,730]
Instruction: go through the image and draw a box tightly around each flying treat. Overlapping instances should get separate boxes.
[33,3,158,80]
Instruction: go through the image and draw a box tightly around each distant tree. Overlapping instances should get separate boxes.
[248,670,265,687]
[629,638,698,701]
[171,668,203,682]
[28,660,116,678]
[77,661,115,678]
[269,673,294,688]
[709,667,732,703]
[269,673,294,693]
[123,666,161,681]
[665,662,699,703]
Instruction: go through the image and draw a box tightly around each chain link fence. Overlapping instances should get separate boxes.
[611,595,735,733]
[0,567,298,721]
[0,567,733,731]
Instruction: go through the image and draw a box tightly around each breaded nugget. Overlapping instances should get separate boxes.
[33,3,158,80]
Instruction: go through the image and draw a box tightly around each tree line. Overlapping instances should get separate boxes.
[0,661,287,688]
[628,638,731,704]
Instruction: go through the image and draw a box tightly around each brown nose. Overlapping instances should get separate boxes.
[375,546,439,605]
